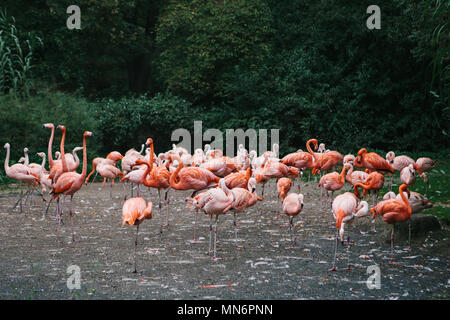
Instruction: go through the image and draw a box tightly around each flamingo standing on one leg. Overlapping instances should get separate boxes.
[168,154,220,242]
[121,197,153,273]
[135,138,172,232]
[370,184,412,263]
[330,193,369,271]
[50,131,92,242]
[228,177,261,246]
[354,148,394,174]
[281,192,304,247]
[318,163,349,206]
[189,178,234,259]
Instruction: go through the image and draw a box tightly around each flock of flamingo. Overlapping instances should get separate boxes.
[3,124,436,273]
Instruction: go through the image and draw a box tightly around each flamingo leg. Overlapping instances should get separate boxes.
[164,189,170,227]
[158,189,163,235]
[193,209,198,242]
[407,220,412,250]
[68,195,75,242]
[208,214,213,253]
[346,231,351,271]
[330,229,338,271]
[233,212,240,246]
[213,215,219,260]
[56,197,65,242]
[12,182,25,212]
[261,183,265,199]
[89,171,98,185]
[390,224,395,264]
[133,224,139,273]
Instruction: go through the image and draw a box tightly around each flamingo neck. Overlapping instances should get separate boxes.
[4,145,10,172]
[339,165,347,183]
[48,126,54,168]
[60,128,68,172]
[40,154,46,170]
[80,134,88,180]
[306,139,319,164]
[398,185,412,215]
[169,155,183,187]
[24,151,29,166]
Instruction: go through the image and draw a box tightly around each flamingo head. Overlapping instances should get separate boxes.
[248,177,257,193]
[298,194,304,209]
[145,138,153,146]
[310,139,318,151]
[4,143,10,149]
[335,209,345,230]
[288,167,299,178]
[37,152,46,158]
[143,202,153,220]
[399,184,410,199]
[24,147,29,154]
[386,151,395,163]
[57,125,66,131]
[84,131,93,137]
[43,123,54,129]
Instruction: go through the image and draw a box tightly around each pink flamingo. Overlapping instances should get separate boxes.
[169,154,220,242]
[318,163,349,206]
[330,192,369,271]
[135,138,172,231]
[51,131,92,242]
[121,197,153,273]
[370,184,412,262]
[190,178,234,259]
[228,177,261,246]
[4,143,40,212]
[281,192,304,247]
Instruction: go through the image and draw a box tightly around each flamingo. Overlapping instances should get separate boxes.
[135,138,172,230]
[48,125,77,183]
[400,164,417,187]
[383,190,433,214]
[318,163,349,206]
[254,154,298,198]
[223,167,252,190]
[106,151,123,164]
[330,192,369,271]
[50,131,92,242]
[97,159,125,198]
[228,177,261,246]
[370,184,412,263]
[416,157,435,172]
[345,163,369,187]
[168,154,220,242]
[354,148,394,174]
[281,192,304,247]
[277,177,292,201]
[190,178,234,259]
[353,171,385,206]
[385,152,422,173]
[121,197,153,273]
[4,143,40,212]
[343,154,355,164]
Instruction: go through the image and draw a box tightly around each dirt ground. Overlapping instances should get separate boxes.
[0,180,449,300]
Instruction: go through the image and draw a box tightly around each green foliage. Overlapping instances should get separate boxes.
[94,93,194,154]
[0,89,99,171]
[156,0,274,103]
[0,9,42,96]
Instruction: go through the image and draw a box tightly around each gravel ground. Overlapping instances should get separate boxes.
[0,180,449,300]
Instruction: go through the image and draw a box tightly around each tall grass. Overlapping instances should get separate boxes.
[0,9,42,96]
